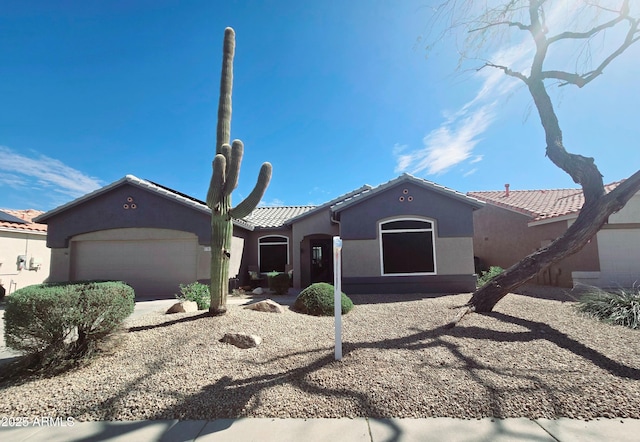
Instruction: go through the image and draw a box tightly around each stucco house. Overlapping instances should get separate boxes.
[0,209,50,295]
[35,174,484,298]
[469,182,640,289]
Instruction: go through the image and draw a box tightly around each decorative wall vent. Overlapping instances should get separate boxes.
[123,196,138,210]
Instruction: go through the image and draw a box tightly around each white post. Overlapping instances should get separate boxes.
[333,236,343,361]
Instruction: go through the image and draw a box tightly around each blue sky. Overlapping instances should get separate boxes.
[1,0,639,211]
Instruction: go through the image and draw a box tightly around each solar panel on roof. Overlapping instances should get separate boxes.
[0,210,28,224]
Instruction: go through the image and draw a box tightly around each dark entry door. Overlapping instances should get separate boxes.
[310,239,333,283]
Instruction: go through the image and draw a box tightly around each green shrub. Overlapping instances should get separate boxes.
[477,266,504,288]
[577,287,640,329]
[177,282,210,310]
[4,281,135,366]
[268,273,290,295]
[293,282,354,316]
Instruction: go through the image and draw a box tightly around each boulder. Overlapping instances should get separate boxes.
[252,287,264,295]
[166,301,198,314]
[244,299,285,313]
[220,333,262,349]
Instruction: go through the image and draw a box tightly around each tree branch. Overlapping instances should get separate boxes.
[469,20,530,33]
[547,0,630,44]
[480,62,529,82]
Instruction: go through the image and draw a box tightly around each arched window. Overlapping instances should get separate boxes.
[258,235,289,273]
[379,218,436,275]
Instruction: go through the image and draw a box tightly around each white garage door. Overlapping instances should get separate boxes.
[72,235,198,298]
[597,228,640,288]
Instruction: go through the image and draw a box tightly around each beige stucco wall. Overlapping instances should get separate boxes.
[342,239,380,277]
[608,192,640,224]
[0,230,51,293]
[474,204,600,287]
[342,236,474,278]
[435,237,475,274]
[291,209,339,289]
[49,248,70,283]
[196,236,245,280]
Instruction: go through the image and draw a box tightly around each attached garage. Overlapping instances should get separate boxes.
[596,228,640,288]
[70,228,198,297]
[34,176,252,299]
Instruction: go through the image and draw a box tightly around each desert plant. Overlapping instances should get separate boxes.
[268,272,290,296]
[177,282,210,310]
[577,287,640,329]
[293,282,353,316]
[476,266,504,288]
[206,27,272,315]
[4,281,134,367]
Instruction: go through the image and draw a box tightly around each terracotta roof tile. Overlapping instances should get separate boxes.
[468,181,623,222]
[0,209,48,233]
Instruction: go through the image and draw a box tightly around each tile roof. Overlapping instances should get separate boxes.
[244,206,316,228]
[468,181,623,222]
[0,209,47,233]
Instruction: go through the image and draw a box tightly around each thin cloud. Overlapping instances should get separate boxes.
[463,168,478,177]
[0,146,102,198]
[396,104,496,175]
[395,30,534,176]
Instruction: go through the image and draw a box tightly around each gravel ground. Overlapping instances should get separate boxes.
[1,292,639,421]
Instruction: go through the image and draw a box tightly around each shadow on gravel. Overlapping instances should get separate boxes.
[127,312,210,333]
[486,312,640,380]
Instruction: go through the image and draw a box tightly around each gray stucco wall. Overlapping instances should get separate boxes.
[45,183,213,248]
[335,181,479,295]
[337,182,477,240]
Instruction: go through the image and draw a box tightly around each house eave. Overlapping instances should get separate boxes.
[527,213,578,227]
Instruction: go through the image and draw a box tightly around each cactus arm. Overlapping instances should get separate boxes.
[206,154,226,210]
[229,162,273,219]
[224,140,243,197]
[220,143,231,163]
[216,27,235,153]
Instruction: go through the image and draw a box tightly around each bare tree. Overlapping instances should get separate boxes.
[426,0,640,322]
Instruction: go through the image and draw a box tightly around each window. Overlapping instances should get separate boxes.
[259,235,289,273]
[379,218,436,275]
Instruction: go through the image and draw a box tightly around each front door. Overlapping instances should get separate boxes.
[310,239,333,283]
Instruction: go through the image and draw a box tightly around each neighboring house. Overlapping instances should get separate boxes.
[0,209,50,294]
[35,174,484,298]
[469,182,640,289]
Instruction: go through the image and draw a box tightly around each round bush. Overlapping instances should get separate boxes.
[293,282,354,316]
[4,281,135,363]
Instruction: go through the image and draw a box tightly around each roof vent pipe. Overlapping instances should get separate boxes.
[505,184,510,197]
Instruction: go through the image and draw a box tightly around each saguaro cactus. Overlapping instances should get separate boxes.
[206,27,272,315]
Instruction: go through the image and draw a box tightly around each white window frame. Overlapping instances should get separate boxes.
[258,235,289,273]
[378,217,437,276]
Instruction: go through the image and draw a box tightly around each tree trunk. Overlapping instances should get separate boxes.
[468,173,640,312]
[465,73,640,313]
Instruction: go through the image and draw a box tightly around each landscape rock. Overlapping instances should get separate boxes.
[244,299,286,313]
[252,287,264,295]
[166,301,198,314]
[219,333,262,349]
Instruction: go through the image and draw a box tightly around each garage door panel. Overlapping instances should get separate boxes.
[597,229,640,287]
[72,238,197,297]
